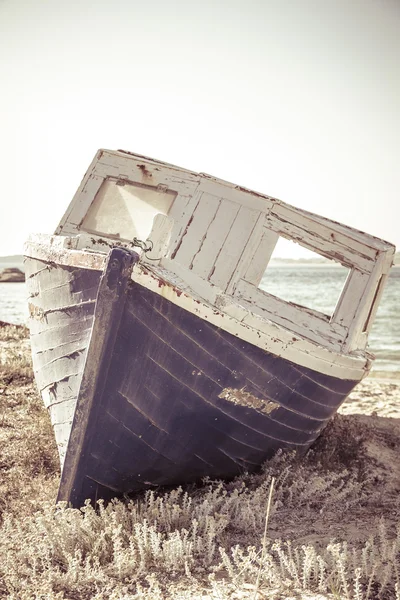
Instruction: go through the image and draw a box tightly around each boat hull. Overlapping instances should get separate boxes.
[26,249,359,507]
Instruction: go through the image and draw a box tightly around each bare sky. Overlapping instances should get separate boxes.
[0,0,399,257]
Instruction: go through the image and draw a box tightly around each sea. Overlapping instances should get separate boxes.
[0,261,398,377]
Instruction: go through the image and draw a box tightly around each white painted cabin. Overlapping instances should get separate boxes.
[52,150,394,357]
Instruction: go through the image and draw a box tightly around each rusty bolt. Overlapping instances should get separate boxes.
[109,259,120,270]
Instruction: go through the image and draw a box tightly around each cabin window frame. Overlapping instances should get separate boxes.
[55,150,201,258]
[228,207,390,353]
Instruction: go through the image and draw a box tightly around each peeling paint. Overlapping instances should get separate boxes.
[28,302,46,321]
[219,387,279,415]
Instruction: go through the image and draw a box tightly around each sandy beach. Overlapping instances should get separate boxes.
[340,376,400,419]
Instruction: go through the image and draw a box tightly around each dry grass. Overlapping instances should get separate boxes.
[0,324,399,599]
[0,323,59,521]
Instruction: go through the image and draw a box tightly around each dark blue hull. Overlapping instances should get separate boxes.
[42,249,358,507]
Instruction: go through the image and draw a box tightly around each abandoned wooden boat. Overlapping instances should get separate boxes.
[24,149,395,508]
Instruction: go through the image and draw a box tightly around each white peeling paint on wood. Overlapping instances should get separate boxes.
[25,236,106,271]
[209,205,260,291]
[168,188,203,259]
[53,422,73,468]
[161,258,219,305]
[331,269,369,332]
[191,198,240,279]
[225,213,266,295]
[341,253,389,352]
[131,262,370,380]
[142,214,174,264]
[265,207,375,273]
[235,279,346,349]
[294,206,393,252]
[48,398,76,428]
[58,174,105,235]
[173,192,220,268]
[57,150,201,240]
[197,177,275,213]
[56,149,394,255]
[242,227,279,287]
[24,238,382,379]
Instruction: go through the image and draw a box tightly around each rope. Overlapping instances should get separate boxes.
[131,238,162,261]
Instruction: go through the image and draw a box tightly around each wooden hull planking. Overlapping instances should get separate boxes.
[26,248,359,507]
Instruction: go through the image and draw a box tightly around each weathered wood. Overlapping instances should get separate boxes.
[60,174,105,234]
[142,214,174,264]
[198,177,275,214]
[58,248,138,505]
[47,271,361,507]
[173,192,220,268]
[191,198,240,278]
[26,243,373,379]
[265,205,376,273]
[209,206,260,290]
[132,262,370,379]
[26,256,101,466]
[225,214,268,295]
[331,269,369,331]
[243,227,279,286]
[48,398,76,428]
[57,150,200,238]
[235,279,346,349]
[341,252,389,352]
[161,258,219,305]
[168,188,203,260]
[25,236,106,271]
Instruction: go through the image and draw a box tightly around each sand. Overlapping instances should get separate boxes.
[340,377,400,419]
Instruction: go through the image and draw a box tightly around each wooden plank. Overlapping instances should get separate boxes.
[191,198,240,278]
[209,206,260,291]
[57,149,200,238]
[98,150,200,181]
[33,350,88,393]
[168,189,203,259]
[48,398,76,428]
[198,178,275,214]
[60,174,105,234]
[243,228,279,286]
[53,422,73,468]
[265,206,374,272]
[58,248,138,505]
[131,263,369,379]
[96,156,199,193]
[25,238,106,272]
[331,269,369,330]
[173,193,221,268]
[142,214,174,264]
[41,374,82,410]
[341,253,388,351]
[55,151,103,235]
[160,258,219,305]
[225,213,266,295]
[290,204,395,252]
[235,279,346,349]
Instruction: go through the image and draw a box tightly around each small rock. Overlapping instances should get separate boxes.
[0,268,25,282]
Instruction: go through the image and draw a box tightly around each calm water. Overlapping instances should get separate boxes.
[0,263,398,375]
[260,265,400,376]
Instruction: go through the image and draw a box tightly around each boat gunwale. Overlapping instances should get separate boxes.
[24,235,372,380]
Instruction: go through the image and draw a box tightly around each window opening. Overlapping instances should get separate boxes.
[81,179,177,242]
[258,237,350,317]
